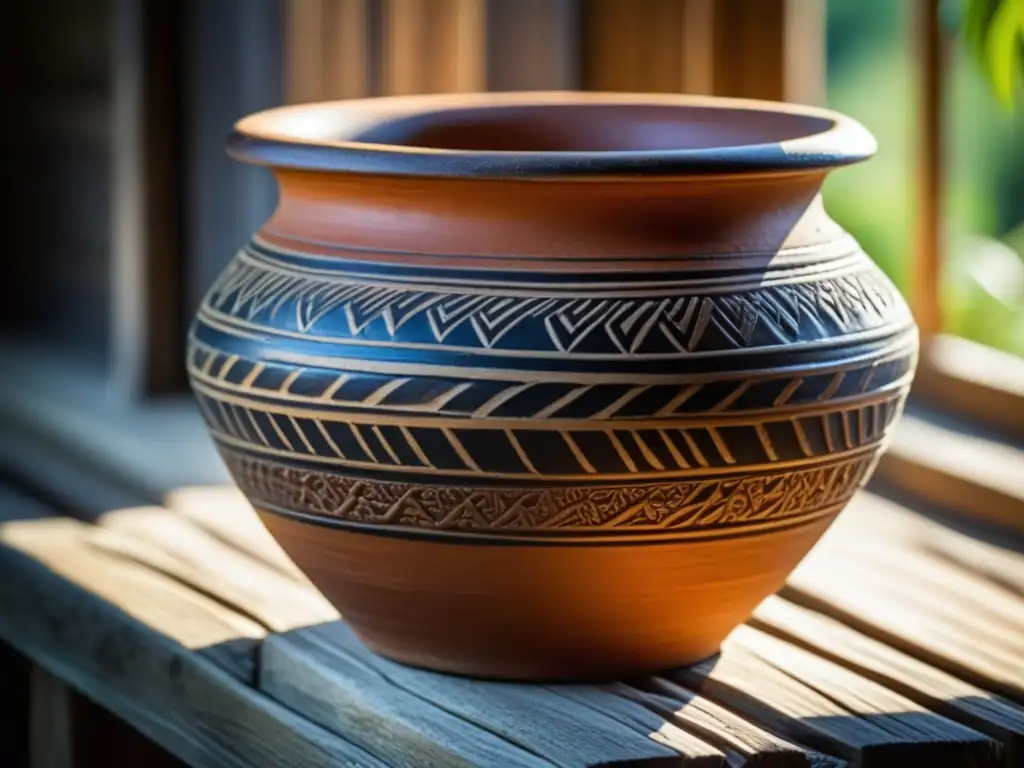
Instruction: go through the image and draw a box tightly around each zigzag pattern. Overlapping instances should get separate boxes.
[222,449,875,533]
[200,251,906,356]
[194,389,904,479]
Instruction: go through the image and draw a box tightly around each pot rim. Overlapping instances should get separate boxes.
[228,91,876,179]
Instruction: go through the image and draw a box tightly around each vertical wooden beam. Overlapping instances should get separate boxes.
[284,0,372,103]
[30,666,73,768]
[782,0,826,105]
[913,0,945,339]
[582,0,717,95]
[324,0,372,99]
[682,0,715,95]
[710,0,825,103]
[110,0,185,399]
[583,0,685,93]
[284,0,327,103]
[486,0,580,91]
[382,0,486,95]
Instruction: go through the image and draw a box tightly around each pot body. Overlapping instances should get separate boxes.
[188,98,916,680]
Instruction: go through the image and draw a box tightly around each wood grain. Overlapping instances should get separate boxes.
[670,625,1001,768]
[874,408,1024,534]
[262,621,702,766]
[164,485,306,580]
[788,495,1024,701]
[752,596,1024,763]
[0,490,385,767]
[914,334,1024,442]
[614,681,826,767]
[382,0,486,94]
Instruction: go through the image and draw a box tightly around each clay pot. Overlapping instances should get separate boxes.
[188,92,916,680]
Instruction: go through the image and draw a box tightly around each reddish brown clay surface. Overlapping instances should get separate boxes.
[258,510,837,680]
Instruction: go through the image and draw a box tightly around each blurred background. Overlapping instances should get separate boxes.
[0,0,1021,494]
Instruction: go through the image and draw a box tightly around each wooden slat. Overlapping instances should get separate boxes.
[912,0,945,339]
[839,493,1024,598]
[670,625,1001,768]
[874,408,1024,534]
[382,0,486,94]
[914,334,1024,442]
[786,495,1024,702]
[94,506,338,633]
[752,596,1024,763]
[614,682,834,767]
[0,492,386,767]
[164,485,308,581]
[262,621,710,766]
[486,0,580,91]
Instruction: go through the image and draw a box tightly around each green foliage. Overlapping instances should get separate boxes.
[825,0,1024,357]
[964,0,1024,106]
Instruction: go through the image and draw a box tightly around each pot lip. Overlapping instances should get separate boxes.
[228,91,877,179]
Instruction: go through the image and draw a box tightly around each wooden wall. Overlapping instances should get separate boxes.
[2,0,825,400]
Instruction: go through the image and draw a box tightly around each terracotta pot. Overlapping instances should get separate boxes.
[188,92,917,680]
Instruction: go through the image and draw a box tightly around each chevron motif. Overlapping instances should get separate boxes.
[195,386,904,480]
[200,249,907,356]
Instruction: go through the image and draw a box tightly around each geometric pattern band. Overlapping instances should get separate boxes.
[222,449,875,535]
[197,389,903,480]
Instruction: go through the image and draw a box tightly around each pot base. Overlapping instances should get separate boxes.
[257,510,836,681]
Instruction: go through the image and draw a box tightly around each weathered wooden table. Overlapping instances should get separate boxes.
[2,403,1024,767]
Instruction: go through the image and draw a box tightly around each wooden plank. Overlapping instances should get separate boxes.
[486,0,580,91]
[542,686,724,764]
[262,626,561,768]
[163,485,308,581]
[95,505,338,633]
[873,408,1024,534]
[612,682,832,767]
[262,621,709,766]
[382,0,486,94]
[751,597,1024,763]
[786,497,1024,702]
[31,666,73,768]
[0,492,387,768]
[670,625,1001,768]
[914,334,1024,442]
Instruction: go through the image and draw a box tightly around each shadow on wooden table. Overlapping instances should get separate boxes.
[266,617,1013,768]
